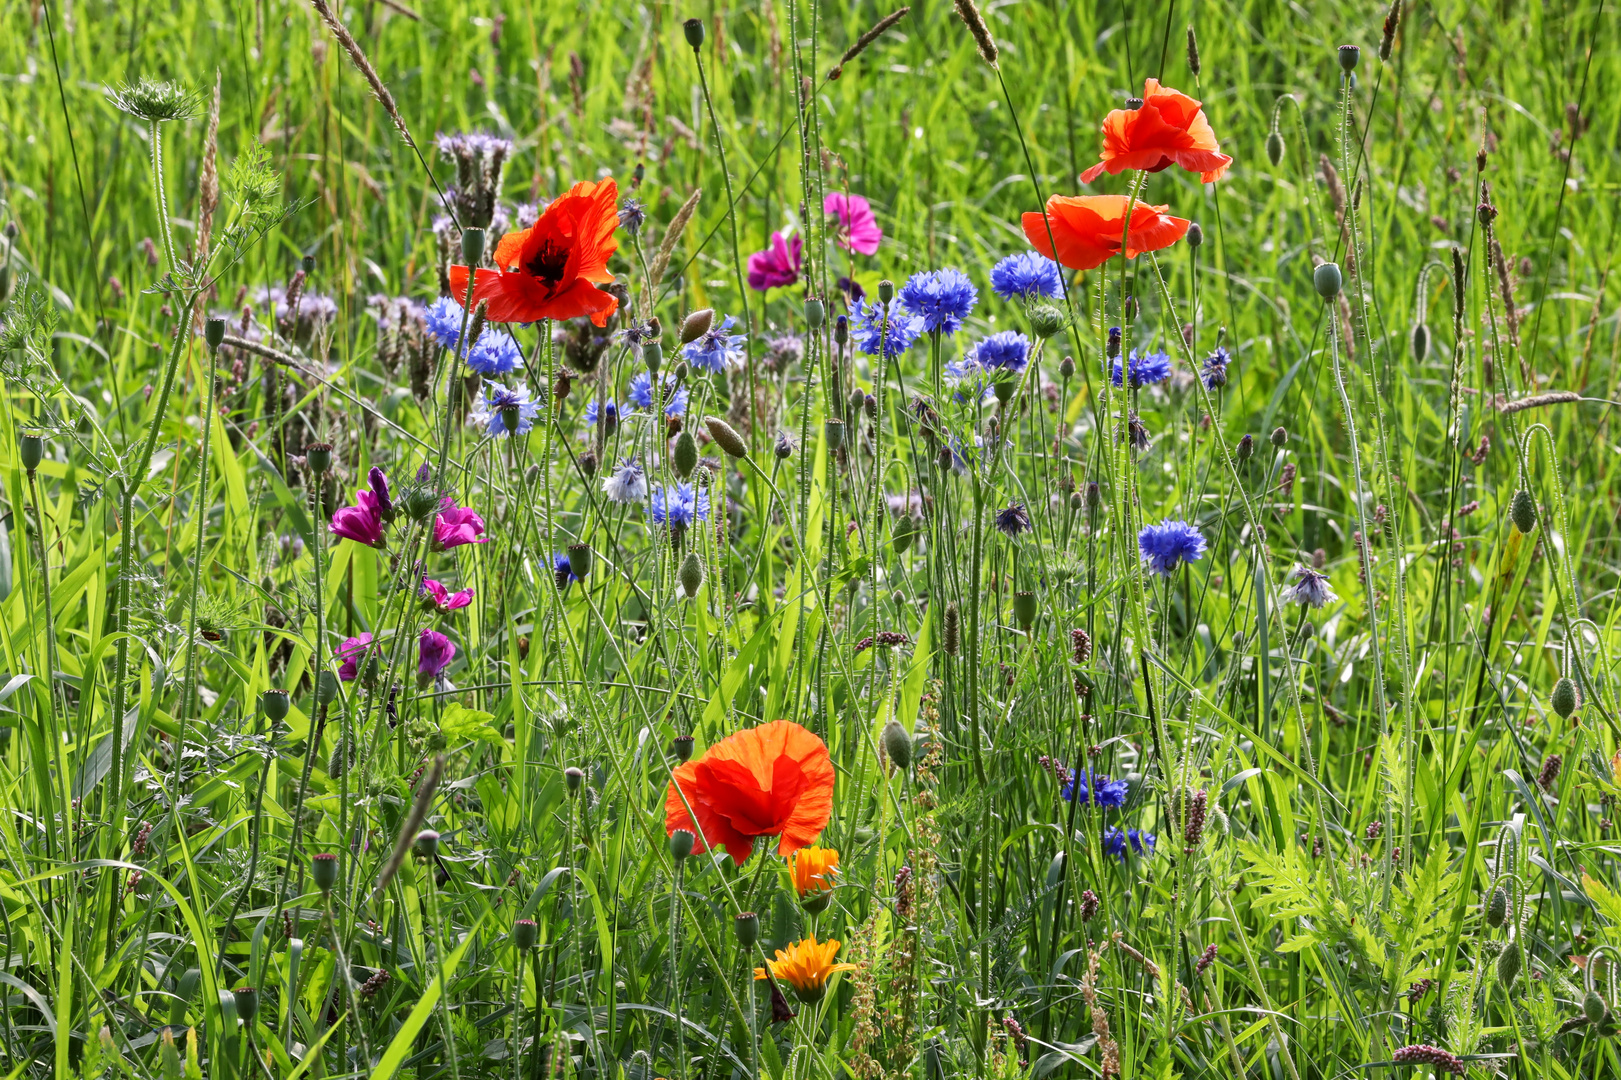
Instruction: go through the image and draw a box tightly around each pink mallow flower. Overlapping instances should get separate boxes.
[824,192,883,256]
[336,633,374,682]
[417,629,456,687]
[747,230,803,292]
[331,468,393,547]
[432,498,488,551]
[421,577,475,613]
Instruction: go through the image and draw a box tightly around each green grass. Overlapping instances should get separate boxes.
[2,0,1621,1078]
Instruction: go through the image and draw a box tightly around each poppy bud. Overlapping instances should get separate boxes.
[1186,222,1203,248]
[673,430,699,478]
[1313,262,1343,299]
[1236,433,1255,462]
[705,416,748,458]
[205,317,227,350]
[878,279,895,304]
[19,431,44,474]
[1013,590,1037,630]
[311,852,339,893]
[881,718,913,769]
[461,227,486,266]
[1410,322,1429,362]
[1497,938,1521,987]
[1486,886,1508,927]
[824,418,846,450]
[683,17,705,48]
[804,297,825,328]
[1266,129,1286,166]
[565,765,584,794]
[1270,426,1288,448]
[673,735,695,761]
[316,670,339,706]
[1510,489,1536,533]
[644,342,663,376]
[1028,304,1064,339]
[305,442,332,476]
[262,689,290,722]
[513,918,538,950]
[892,515,914,555]
[679,552,705,598]
[834,315,849,345]
[681,308,713,344]
[943,602,961,657]
[1337,44,1361,71]
[232,986,258,1021]
[937,445,954,472]
[848,388,866,415]
[414,830,440,858]
[669,828,695,860]
[1551,677,1578,719]
[302,254,317,274]
[1584,990,1608,1024]
[1058,354,1075,379]
[734,912,759,947]
[566,543,593,580]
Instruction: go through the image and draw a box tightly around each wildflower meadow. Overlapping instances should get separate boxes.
[3,0,1620,1078]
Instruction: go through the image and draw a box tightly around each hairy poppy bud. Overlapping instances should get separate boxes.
[681,308,713,344]
[262,689,290,722]
[1059,354,1075,379]
[673,430,699,478]
[878,279,895,304]
[311,852,339,893]
[1496,938,1521,987]
[1314,262,1343,299]
[1266,129,1286,166]
[1584,990,1608,1024]
[461,227,486,266]
[882,719,912,770]
[824,418,846,450]
[673,735,695,761]
[706,416,748,458]
[19,431,44,474]
[566,543,593,580]
[1186,222,1204,248]
[892,515,914,555]
[565,766,584,794]
[669,828,695,860]
[1013,590,1037,631]
[734,912,759,947]
[1338,44,1361,71]
[1510,489,1536,534]
[316,670,339,706]
[232,986,258,1021]
[644,341,663,376]
[1410,322,1429,362]
[1551,677,1578,719]
[204,317,227,350]
[863,394,878,419]
[414,830,440,858]
[1486,886,1508,928]
[683,18,705,48]
[679,552,704,598]
[804,297,825,328]
[1029,304,1064,339]
[513,918,538,950]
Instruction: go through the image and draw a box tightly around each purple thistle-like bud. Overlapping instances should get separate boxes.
[368,466,394,519]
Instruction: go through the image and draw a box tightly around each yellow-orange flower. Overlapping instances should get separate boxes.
[791,846,839,897]
[753,935,857,1003]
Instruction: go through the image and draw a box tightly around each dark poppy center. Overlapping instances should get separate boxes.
[525,239,569,287]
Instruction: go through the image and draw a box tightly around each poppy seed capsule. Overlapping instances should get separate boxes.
[1124,96,1144,110]
[513,918,538,950]
[302,254,317,274]
[311,852,339,893]
[1314,262,1343,299]
[1486,886,1508,927]
[1266,129,1286,166]
[204,317,227,350]
[683,17,705,48]
[305,442,332,475]
[566,543,593,580]
[1584,990,1608,1024]
[414,830,440,858]
[644,341,663,376]
[1510,489,1536,533]
[679,552,704,598]
[734,912,759,947]
[706,416,748,458]
[882,719,912,770]
[316,670,339,705]
[565,766,584,794]
[20,431,44,474]
[673,430,699,478]
[878,279,895,304]
[262,689,290,722]
[461,227,486,266]
[804,297,825,328]
[673,735,695,762]
[1551,677,1578,719]
[681,308,714,344]
[669,828,696,860]
[1013,590,1037,630]
[1338,44,1361,71]
[1410,322,1429,362]
[1497,938,1521,987]
[824,418,846,450]
[1059,354,1075,379]
[1029,304,1064,339]
[1186,222,1204,248]
[232,986,258,1021]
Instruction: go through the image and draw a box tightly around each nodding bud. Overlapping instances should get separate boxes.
[19,431,44,474]
[834,315,849,345]
[774,432,794,460]
[673,735,696,761]
[205,318,227,349]
[679,551,705,598]
[1410,322,1429,362]
[683,17,705,48]
[1496,938,1521,988]
[1059,354,1075,379]
[305,443,333,475]
[231,986,258,1021]
[882,719,912,770]
[804,297,825,328]
[513,918,538,950]
[1186,222,1204,248]
[461,227,486,265]
[1584,990,1608,1024]
[705,416,748,458]
[1012,590,1037,631]
[893,516,914,554]
[1270,426,1288,448]
[1266,130,1286,166]
[1551,677,1578,719]
[317,670,339,705]
[734,912,759,947]
[644,342,664,376]
[1186,25,1201,75]
[669,828,696,860]
[681,308,714,344]
[262,689,290,722]
[566,543,593,580]
[1485,886,1508,927]
[1029,304,1064,339]
[877,279,895,304]
[943,601,961,657]
[301,253,317,274]
[564,766,584,794]
[1236,433,1255,462]
[824,418,846,449]
[1313,262,1343,299]
[1510,489,1536,533]
[1337,44,1361,72]
[672,431,698,477]
[413,830,440,858]
[848,388,867,415]
[311,852,339,893]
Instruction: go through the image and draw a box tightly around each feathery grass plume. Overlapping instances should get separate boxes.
[952,0,998,68]
[372,754,445,903]
[828,7,912,80]
[1379,0,1403,61]
[1497,390,1580,414]
[192,73,222,270]
[647,188,704,307]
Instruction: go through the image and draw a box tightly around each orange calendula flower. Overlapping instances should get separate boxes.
[791,846,839,900]
[1022,194,1190,271]
[664,720,835,865]
[1080,79,1232,185]
[753,935,857,1003]
[448,178,621,327]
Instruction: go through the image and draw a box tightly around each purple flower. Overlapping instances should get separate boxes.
[553,551,580,590]
[1063,769,1129,808]
[1282,564,1337,609]
[1109,348,1173,389]
[421,577,475,613]
[366,467,394,519]
[747,231,803,292]
[433,499,488,551]
[682,315,747,373]
[417,629,456,686]
[1201,346,1232,390]
[899,268,977,335]
[474,384,540,437]
[994,502,1032,537]
[824,192,883,255]
[330,503,386,548]
[1103,825,1156,861]
[1138,519,1206,576]
[850,298,924,359]
[990,251,1065,301]
[336,633,374,682]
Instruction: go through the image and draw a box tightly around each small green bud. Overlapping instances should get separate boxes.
[1270,426,1288,448]
[1314,262,1343,300]
[231,986,258,1022]
[1058,354,1075,379]
[566,543,593,580]
[1510,489,1536,534]
[892,515,914,555]
[804,297,825,328]
[460,227,486,266]
[1266,130,1286,167]
[673,430,699,478]
[414,830,440,858]
[705,416,748,458]
[513,918,538,950]
[311,852,339,893]
[1497,937,1522,988]
[1410,322,1429,362]
[301,254,317,274]
[565,766,584,794]
[1028,304,1064,339]
[1486,886,1508,928]
[1584,989,1608,1024]
[1338,44,1361,72]
[1012,590,1037,630]
[681,308,714,344]
[679,552,705,598]
[734,912,759,947]
[878,279,895,304]
[1551,677,1579,720]
[882,719,912,770]
[669,828,696,860]
[205,318,227,350]
[644,342,663,375]
[316,670,339,705]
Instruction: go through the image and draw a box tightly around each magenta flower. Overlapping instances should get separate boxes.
[331,468,393,547]
[824,192,883,256]
[747,231,803,292]
[421,577,475,613]
[336,633,374,682]
[417,628,456,686]
[432,498,488,551]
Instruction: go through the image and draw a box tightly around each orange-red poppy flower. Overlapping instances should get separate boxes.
[448,178,621,327]
[664,720,834,865]
[1022,195,1190,271]
[1080,79,1232,185]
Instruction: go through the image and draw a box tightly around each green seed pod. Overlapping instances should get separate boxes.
[513,918,538,950]
[1486,886,1508,928]
[1029,304,1064,339]
[824,418,846,450]
[311,852,339,893]
[1497,937,1522,988]
[944,602,961,656]
[566,543,593,580]
[882,719,912,770]
[19,431,44,474]
[673,735,695,761]
[679,552,705,598]
[1069,491,1083,512]
[232,986,259,1022]
[1551,677,1579,720]
[460,227,486,266]
[669,828,695,860]
[414,830,440,858]
[734,912,759,947]
[878,279,895,304]
[204,318,227,350]
[1337,44,1361,71]
[681,308,714,344]
[1584,989,1608,1024]
[683,17,705,48]
[672,430,699,478]
[1186,221,1204,248]
[305,442,332,476]
[1013,590,1037,631]
[1266,130,1286,167]
[706,416,748,458]
[644,341,663,376]
[993,376,1016,403]
[1313,262,1343,300]
[893,515,914,555]
[1510,489,1537,534]
[804,297,825,328]
[316,670,339,706]
[1410,322,1429,363]
[849,387,867,415]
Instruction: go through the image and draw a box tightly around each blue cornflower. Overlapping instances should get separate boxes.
[1138,519,1207,576]
[424,296,470,350]
[850,298,924,359]
[1103,826,1156,861]
[473,384,540,437]
[1062,769,1129,809]
[627,370,688,417]
[899,268,978,335]
[1201,346,1232,390]
[602,458,649,505]
[1109,347,1173,389]
[648,482,711,530]
[973,331,1031,374]
[994,502,1032,537]
[683,315,747,373]
[466,330,523,376]
[582,399,620,430]
[553,552,580,590]
[990,251,1066,301]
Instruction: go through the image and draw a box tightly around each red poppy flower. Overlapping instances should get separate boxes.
[1080,79,1232,185]
[664,720,835,864]
[1022,194,1190,271]
[448,178,621,327]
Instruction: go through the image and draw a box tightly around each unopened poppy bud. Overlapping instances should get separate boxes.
[1236,433,1255,462]
[705,416,748,458]
[673,735,695,761]
[848,388,866,415]
[673,430,699,478]
[681,308,713,344]
[1338,44,1361,71]
[878,279,894,304]
[1551,677,1578,719]
[205,317,227,350]
[1497,938,1521,987]
[683,17,705,48]
[834,315,849,345]
[804,297,825,328]
[1313,262,1343,299]
[1485,886,1508,927]
[1584,990,1608,1024]
[1186,222,1203,248]
[566,543,593,579]
[413,830,440,858]
[565,766,584,794]
[679,551,705,597]
[513,918,538,950]
[882,719,912,770]
[1029,304,1064,339]
[824,418,846,449]
[316,670,339,705]
[892,515,914,554]
[1510,489,1536,533]
[1410,322,1429,362]
[305,442,332,475]
[262,689,290,722]
[1266,129,1286,166]
[1086,480,1102,510]
[1013,590,1037,630]
[644,341,663,376]
[232,986,258,1021]
[1058,354,1075,379]
[734,912,759,947]
[19,431,44,474]
[461,227,486,266]
[311,852,339,893]
[669,828,696,860]
[1270,426,1288,448]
